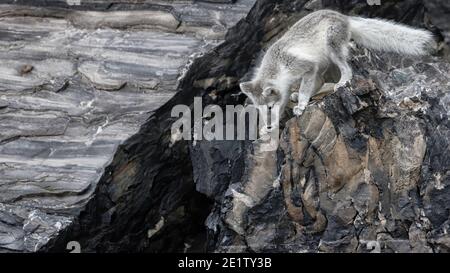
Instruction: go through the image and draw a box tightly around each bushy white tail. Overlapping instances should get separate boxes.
[349,16,434,55]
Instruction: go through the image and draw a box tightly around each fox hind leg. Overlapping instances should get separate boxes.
[326,22,353,91]
[329,45,352,91]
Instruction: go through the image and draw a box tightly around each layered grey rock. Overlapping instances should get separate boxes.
[0,0,256,252]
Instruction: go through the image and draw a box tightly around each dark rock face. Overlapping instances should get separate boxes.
[424,1,450,45]
[203,58,450,253]
[1,0,449,253]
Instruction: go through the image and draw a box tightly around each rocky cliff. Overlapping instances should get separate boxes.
[0,0,449,253]
[193,0,450,253]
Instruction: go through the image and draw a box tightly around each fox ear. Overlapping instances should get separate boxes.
[239,81,253,96]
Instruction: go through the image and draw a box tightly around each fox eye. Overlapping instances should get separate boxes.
[263,88,277,97]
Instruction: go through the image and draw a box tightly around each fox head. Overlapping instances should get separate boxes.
[239,81,281,109]
[239,80,283,133]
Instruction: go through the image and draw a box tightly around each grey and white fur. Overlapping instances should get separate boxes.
[240,10,434,130]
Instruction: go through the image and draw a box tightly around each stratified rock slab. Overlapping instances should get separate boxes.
[0,0,256,252]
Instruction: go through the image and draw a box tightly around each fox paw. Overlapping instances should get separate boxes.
[293,106,305,116]
[259,126,274,136]
[290,92,299,102]
[334,81,350,92]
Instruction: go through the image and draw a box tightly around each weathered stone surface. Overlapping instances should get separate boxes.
[0,203,72,252]
[424,1,450,46]
[203,50,449,252]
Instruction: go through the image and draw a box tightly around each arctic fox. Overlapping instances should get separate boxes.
[240,9,434,128]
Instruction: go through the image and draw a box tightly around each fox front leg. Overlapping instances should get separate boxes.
[293,72,322,116]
